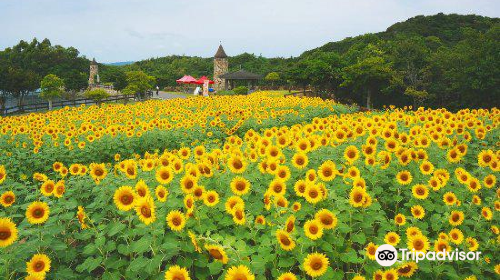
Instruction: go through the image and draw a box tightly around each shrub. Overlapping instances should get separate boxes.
[233,86,249,95]
[84,88,110,102]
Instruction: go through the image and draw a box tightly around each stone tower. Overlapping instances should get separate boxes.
[88,58,99,86]
[213,45,228,91]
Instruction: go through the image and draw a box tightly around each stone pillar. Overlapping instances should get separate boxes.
[214,57,228,91]
[89,58,98,87]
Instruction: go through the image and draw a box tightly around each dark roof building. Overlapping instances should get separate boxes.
[219,69,262,80]
[219,69,262,91]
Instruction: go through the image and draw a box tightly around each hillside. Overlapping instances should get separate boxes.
[303,13,499,55]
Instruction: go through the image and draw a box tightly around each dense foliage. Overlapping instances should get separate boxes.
[0,96,498,279]
[1,14,498,110]
[125,13,500,110]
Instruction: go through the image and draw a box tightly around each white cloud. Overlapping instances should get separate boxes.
[0,0,498,62]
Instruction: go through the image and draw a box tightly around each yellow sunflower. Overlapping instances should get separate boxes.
[224,265,255,280]
[365,242,378,260]
[205,244,229,264]
[0,217,18,247]
[318,160,336,181]
[232,205,246,225]
[76,206,88,229]
[447,228,463,245]
[89,163,107,183]
[383,269,398,280]
[411,205,425,219]
[225,196,244,214]
[344,145,360,164]
[155,185,168,202]
[40,180,55,197]
[481,207,493,220]
[276,229,295,251]
[412,184,429,200]
[277,272,297,280]
[384,232,400,246]
[135,196,156,225]
[135,180,150,198]
[26,201,50,224]
[434,239,451,252]
[396,262,418,278]
[304,219,324,240]
[180,175,197,194]
[230,176,251,196]
[203,190,220,207]
[26,253,51,277]
[315,209,337,230]
[156,166,174,185]
[292,152,309,169]
[304,183,323,204]
[166,210,186,231]
[449,210,464,226]
[349,187,367,208]
[407,234,430,253]
[443,192,457,206]
[165,265,191,280]
[0,165,6,184]
[394,214,406,226]
[113,186,137,211]
[303,252,329,277]
[396,170,412,185]
[0,191,15,207]
[227,156,247,174]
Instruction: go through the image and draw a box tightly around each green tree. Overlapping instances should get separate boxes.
[341,45,400,109]
[123,71,155,96]
[84,88,110,105]
[264,72,280,87]
[40,74,65,110]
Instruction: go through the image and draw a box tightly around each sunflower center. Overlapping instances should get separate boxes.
[232,159,243,169]
[414,240,424,250]
[209,249,223,259]
[4,195,13,203]
[34,261,45,272]
[94,169,103,176]
[172,217,181,226]
[309,189,318,198]
[208,195,215,202]
[161,172,170,180]
[354,193,363,203]
[280,236,291,246]
[322,168,332,177]
[321,216,333,225]
[141,206,151,218]
[311,259,323,270]
[0,228,11,240]
[296,158,304,165]
[236,182,246,191]
[33,208,44,218]
[309,225,318,234]
[121,194,132,205]
[235,210,243,220]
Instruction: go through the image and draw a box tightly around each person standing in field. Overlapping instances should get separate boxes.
[156,86,159,96]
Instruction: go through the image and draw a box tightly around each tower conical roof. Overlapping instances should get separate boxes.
[91,58,98,65]
[214,45,228,58]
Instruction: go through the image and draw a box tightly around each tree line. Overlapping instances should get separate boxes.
[1,14,498,110]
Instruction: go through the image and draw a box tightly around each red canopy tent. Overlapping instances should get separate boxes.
[176,75,197,84]
[195,76,214,85]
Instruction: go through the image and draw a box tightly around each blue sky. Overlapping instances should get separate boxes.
[0,0,498,63]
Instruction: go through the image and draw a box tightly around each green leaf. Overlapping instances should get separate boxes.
[107,222,127,237]
[352,232,366,244]
[131,236,151,254]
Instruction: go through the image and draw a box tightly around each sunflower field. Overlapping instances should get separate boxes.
[0,94,499,280]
